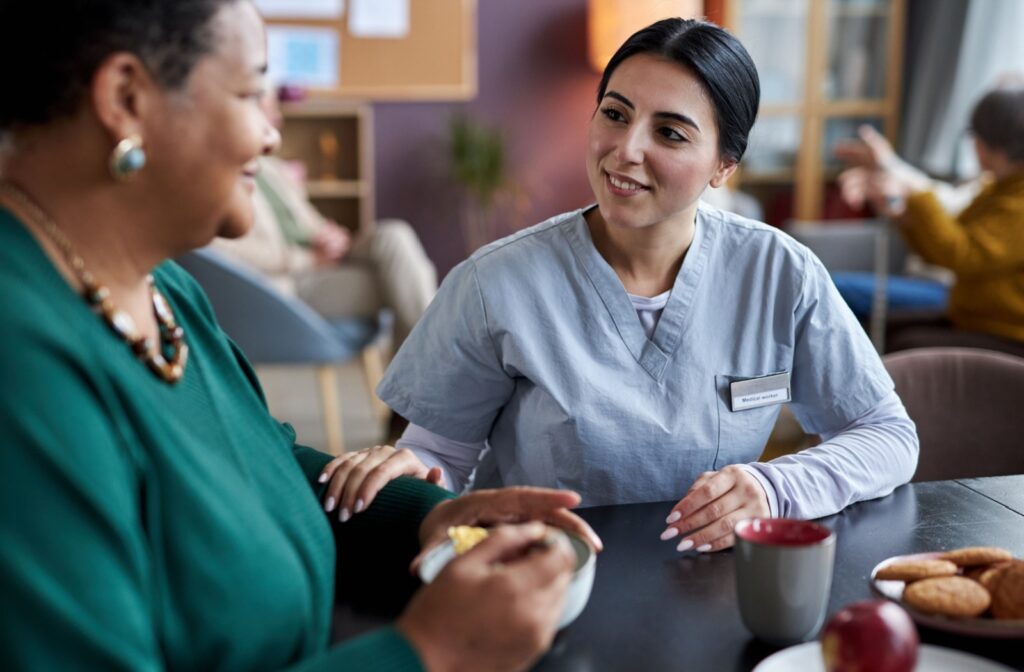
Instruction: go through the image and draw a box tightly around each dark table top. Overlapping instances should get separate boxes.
[334,477,1024,671]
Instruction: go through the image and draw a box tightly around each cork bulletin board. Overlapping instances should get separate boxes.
[263,0,477,100]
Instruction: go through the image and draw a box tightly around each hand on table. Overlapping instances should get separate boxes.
[660,465,770,552]
[397,522,575,672]
[415,487,603,572]
[318,445,444,522]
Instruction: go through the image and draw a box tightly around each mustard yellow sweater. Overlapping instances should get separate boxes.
[903,171,1024,342]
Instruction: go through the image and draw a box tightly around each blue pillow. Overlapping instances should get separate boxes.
[831,271,948,319]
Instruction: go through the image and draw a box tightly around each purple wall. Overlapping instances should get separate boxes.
[372,0,600,276]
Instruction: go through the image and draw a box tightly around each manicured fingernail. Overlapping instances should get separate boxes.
[324,497,336,512]
[677,539,694,552]
[318,472,329,483]
[354,498,365,514]
[696,544,712,553]
[660,527,679,541]
[339,508,351,523]
[666,511,682,524]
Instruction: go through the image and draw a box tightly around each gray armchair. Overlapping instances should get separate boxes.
[177,248,387,454]
[884,347,1024,481]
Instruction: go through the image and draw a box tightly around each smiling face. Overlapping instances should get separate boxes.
[142,0,279,247]
[586,53,735,234]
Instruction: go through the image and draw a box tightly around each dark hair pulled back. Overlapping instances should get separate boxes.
[597,18,760,163]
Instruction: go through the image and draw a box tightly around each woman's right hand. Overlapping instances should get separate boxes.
[396,522,575,672]
[318,445,444,522]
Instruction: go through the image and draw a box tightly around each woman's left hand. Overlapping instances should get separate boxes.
[660,465,770,552]
[413,487,603,573]
[318,445,444,522]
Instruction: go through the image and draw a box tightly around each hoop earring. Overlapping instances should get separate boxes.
[109,135,147,180]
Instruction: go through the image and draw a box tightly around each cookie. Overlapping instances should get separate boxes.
[991,561,1024,620]
[965,561,1013,592]
[941,546,1013,567]
[875,558,958,582]
[902,576,991,618]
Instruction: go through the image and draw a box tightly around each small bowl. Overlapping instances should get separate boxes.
[417,530,596,629]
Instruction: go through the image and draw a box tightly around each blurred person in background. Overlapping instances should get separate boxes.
[838,84,1024,355]
[211,93,437,363]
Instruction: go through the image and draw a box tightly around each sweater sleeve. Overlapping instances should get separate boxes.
[0,320,162,671]
[902,188,1024,275]
[288,628,423,671]
[332,477,456,610]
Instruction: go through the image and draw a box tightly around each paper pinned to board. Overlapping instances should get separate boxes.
[348,0,410,38]
[254,0,344,19]
[266,26,340,88]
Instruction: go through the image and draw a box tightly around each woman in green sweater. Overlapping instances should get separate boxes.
[0,2,598,670]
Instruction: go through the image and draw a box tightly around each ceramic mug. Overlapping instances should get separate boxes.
[734,517,836,646]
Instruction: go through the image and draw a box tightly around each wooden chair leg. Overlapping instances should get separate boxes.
[359,345,390,423]
[315,365,344,455]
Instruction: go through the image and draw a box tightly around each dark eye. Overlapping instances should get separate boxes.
[601,107,625,122]
[658,127,687,143]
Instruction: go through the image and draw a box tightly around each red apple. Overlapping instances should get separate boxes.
[820,599,919,672]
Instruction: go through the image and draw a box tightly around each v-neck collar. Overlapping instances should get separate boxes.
[563,205,716,382]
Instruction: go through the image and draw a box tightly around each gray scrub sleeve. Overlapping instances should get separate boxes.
[377,259,515,442]
[787,250,894,435]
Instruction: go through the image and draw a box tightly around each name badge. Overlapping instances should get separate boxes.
[730,372,791,412]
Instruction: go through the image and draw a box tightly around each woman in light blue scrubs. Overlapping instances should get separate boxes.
[320,19,919,552]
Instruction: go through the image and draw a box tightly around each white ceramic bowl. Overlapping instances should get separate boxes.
[417,530,596,629]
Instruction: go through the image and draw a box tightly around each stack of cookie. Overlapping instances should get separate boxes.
[875,547,1024,620]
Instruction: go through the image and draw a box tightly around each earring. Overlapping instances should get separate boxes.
[109,135,147,180]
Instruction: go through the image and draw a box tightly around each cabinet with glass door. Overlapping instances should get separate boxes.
[717,0,905,222]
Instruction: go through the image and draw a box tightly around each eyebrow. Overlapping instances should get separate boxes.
[604,91,701,132]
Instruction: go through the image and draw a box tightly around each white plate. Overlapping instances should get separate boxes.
[753,641,1014,672]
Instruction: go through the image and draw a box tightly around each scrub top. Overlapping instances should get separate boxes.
[378,205,893,506]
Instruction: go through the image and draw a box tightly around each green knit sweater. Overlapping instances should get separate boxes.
[0,209,453,671]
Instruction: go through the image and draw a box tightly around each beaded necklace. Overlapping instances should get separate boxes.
[0,181,188,383]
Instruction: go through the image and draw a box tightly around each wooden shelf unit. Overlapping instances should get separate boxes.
[278,100,375,235]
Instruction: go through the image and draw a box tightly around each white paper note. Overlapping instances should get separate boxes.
[348,0,410,38]
[266,26,340,88]
[254,0,344,19]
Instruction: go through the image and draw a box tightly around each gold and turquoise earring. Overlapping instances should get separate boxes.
[109,135,146,180]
